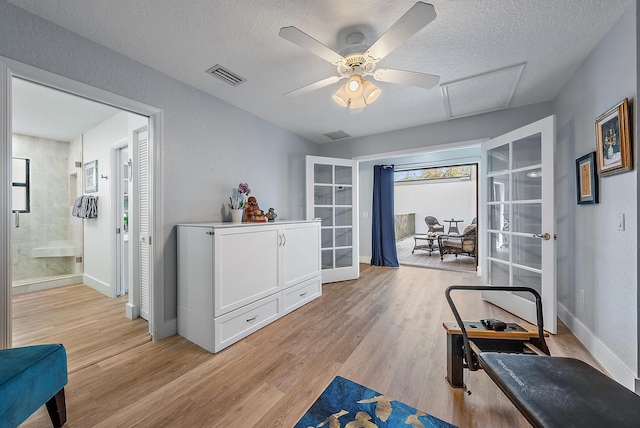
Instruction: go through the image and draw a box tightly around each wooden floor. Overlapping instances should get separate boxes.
[18,266,603,428]
[12,284,150,374]
[396,235,477,272]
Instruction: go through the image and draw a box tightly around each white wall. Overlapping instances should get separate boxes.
[553,2,637,389]
[82,112,136,295]
[0,0,320,335]
[395,174,477,235]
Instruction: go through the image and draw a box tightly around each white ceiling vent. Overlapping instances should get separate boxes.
[441,63,526,119]
[206,65,246,86]
[323,130,351,141]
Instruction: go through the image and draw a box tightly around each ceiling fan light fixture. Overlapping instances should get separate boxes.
[332,85,349,107]
[349,96,366,109]
[345,75,364,98]
[362,80,381,104]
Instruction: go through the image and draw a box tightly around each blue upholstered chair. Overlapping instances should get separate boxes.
[0,344,68,427]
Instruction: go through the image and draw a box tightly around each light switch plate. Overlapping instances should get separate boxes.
[617,213,625,231]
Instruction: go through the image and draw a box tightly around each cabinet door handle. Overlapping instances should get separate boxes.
[246,315,258,323]
[282,234,287,246]
[299,292,307,297]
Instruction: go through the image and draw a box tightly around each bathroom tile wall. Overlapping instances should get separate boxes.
[12,133,78,281]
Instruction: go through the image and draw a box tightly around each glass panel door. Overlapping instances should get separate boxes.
[481,116,556,333]
[306,156,359,283]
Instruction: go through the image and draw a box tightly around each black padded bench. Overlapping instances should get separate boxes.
[446,285,640,428]
[479,352,640,428]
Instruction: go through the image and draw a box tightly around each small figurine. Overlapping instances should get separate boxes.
[265,208,277,222]
[244,196,266,222]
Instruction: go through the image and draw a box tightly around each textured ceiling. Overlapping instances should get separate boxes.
[7,0,633,144]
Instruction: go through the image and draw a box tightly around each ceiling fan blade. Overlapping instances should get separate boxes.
[279,26,345,65]
[373,68,440,89]
[284,75,344,98]
[365,2,436,62]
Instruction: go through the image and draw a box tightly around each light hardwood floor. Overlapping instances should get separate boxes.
[18,266,603,428]
[12,284,150,374]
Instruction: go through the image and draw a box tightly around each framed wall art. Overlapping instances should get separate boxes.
[595,98,632,176]
[84,160,98,193]
[576,152,598,205]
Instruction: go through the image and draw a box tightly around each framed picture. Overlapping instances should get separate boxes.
[84,160,98,193]
[595,98,632,176]
[576,152,598,205]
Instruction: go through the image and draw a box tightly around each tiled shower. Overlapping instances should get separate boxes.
[11,133,83,293]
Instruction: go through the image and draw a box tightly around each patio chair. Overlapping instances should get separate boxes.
[438,224,476,262]
[425,216,444,234]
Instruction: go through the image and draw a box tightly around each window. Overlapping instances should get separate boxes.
[394,165,471,182]
[12,157,30,213]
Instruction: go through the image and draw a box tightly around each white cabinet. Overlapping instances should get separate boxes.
[177,220,321,353]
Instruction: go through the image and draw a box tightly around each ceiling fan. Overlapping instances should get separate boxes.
[279,1,440,110]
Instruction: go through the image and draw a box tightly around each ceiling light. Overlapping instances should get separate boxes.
[526,170,543,178]
[332,85,349,107]
[362,80,381,104]
[349,96,366,109]
[332,76,381,109]
[345,75,364,98]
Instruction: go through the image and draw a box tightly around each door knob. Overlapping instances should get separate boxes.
[533,233,551,240]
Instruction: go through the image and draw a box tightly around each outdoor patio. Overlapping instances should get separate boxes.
[396,235,477,272]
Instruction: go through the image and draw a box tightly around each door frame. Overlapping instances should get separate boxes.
[0,55,165,348]
[111,138,129,298]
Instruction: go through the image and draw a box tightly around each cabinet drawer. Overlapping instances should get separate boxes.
[282,276,322,315]
[214,294,281,352]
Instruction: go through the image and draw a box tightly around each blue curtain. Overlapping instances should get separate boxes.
[371,165,398,267]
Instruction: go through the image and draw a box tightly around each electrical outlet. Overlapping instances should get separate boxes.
[580,289,585,305]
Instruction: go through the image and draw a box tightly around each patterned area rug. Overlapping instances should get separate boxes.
[295,376,456,427]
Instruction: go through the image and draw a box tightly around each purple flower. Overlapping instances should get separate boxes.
[238,182,251,195]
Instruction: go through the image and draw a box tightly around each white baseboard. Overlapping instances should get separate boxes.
[359,255,370,264]
[11,275,83,295]
[82,274,112,298]
[125,303,139,320]
[154,318,177,341]
[558,302,639,391]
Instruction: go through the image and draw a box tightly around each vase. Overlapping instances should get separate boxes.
[231,209,243,223]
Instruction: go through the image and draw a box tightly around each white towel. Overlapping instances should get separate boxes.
[75,195,98,219]
[86,196,98,218]
[72,196,83,217]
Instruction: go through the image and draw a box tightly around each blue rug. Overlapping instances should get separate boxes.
[295,376,456,427]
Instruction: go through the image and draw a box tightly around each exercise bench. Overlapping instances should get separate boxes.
[445,285,640,428]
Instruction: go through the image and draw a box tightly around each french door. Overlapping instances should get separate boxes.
[481,115,557,333]
[306,155,359,283]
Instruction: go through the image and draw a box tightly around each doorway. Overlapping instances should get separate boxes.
[356,143,482,272]
[394,162,478,272]
[1,56,163,349]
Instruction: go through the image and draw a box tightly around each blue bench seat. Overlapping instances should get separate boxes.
[0,344,68,427]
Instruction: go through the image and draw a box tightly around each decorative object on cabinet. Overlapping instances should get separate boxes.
[576,152,599,205]
[595,98,632,176]
[244,196,266,222]
[177,221,321,353]
[84,160,98,193]
[228,182,251,222]
[265,208,277,222]
[230,209,243,223]
[228,182,251,209]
